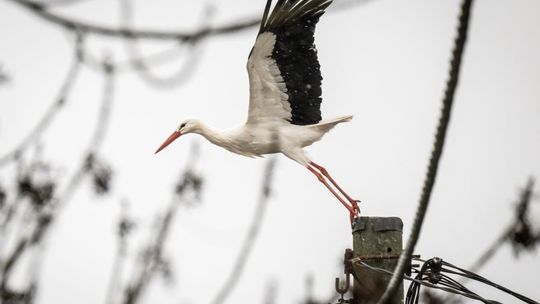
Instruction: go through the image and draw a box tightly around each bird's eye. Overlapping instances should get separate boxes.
[180,123,186,129]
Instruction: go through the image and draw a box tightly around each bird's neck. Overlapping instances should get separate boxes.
[195,122,232,148]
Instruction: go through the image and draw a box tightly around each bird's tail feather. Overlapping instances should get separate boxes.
[320,115,353,124]
[308,115,353,132]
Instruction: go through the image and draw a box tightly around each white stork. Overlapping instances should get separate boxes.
[155,0,360,221]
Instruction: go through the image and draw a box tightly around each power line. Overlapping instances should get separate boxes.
[355,257,539,304]
[356,260,497,304]
[409,257,539,304]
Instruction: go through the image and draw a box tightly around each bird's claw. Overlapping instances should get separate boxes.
[348,200,361,223]
[351,199,361,213]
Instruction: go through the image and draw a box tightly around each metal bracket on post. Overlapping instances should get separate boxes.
[335,249,354,303]
[350,216,404,304]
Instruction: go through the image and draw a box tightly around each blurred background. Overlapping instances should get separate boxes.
[0,0,539,303]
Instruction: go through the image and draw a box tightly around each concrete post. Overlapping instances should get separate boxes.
[350,217,404,304]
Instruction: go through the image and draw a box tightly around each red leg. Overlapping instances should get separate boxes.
[309,162,361,218]
[307,166,358,221]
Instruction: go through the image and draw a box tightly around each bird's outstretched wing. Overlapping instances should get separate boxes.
[246,0,333,126]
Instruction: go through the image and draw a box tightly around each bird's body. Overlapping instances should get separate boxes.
[181,115,352,163]
[156,0,360,221]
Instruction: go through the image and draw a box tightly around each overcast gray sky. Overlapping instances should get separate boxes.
[1,0,539,303]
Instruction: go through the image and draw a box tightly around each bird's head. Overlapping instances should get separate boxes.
[154,119,200,154]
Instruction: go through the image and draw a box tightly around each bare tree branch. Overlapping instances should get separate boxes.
[31,0,90,7]
[439,177,538,303]
[120,145,203,304]
[118,0,211,87]
[378,1,474,302]
[262,280,278,304]
[211,157,277,304]
[0,64,9,85]
[0,38,83,167]
[7,0,260,42]
[469,177,537,274]
[106,200,134,304]
[0,61,117,298]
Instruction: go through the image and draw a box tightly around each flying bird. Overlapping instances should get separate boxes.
[155,0,360,221]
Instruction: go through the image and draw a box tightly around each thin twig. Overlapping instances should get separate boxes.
[121,145,202,304]
[118,0,210,88]
[464,178,537,274]
[51,61,116,212]
[0,42,82,167]
[439,178,538,303]
[76,41,193,74]
[106,201,133,304]
[0,64,9,85]
[122,198,179,304]
[32,0,90,6]
[211,157,277,304]
[0,63,116,293]
[468,229,509,274]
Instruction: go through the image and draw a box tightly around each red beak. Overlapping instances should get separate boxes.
[155,131,182,154]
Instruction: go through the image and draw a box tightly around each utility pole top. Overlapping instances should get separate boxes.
[351,216,404,304]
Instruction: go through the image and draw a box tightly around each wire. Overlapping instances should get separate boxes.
[439,260,539,304]
[376,1,474,302]
[405,258,501,304]
[356,261,501,304]
[405,257,539,304]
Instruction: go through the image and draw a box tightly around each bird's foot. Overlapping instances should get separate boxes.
[348,199,361,223]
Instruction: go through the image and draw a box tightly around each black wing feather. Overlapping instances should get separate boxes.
[258,0,332,125]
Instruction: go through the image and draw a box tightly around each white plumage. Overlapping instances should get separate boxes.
[155,0,360,221]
